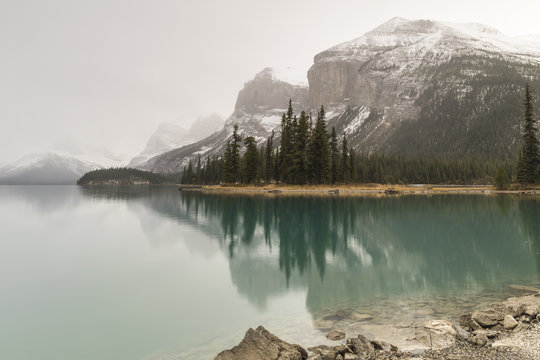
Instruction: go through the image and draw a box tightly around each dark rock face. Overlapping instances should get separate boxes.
[214,325,308,360]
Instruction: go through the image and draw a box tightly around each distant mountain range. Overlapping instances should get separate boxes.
[137,18,540,174]
[0,152,100,185]
[128,113,223,168]
[0,114,223,184]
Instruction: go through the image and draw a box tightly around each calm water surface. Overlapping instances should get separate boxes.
[0,186,539,360]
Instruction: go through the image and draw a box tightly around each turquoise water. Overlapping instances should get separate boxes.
[0,186,538,360]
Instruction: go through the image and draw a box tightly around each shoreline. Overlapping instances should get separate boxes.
[215,288,540,360]
[180,184,540,196]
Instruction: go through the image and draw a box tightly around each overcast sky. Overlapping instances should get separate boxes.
[2,0,540,165]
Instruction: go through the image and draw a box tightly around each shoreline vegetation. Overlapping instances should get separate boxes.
[182,91,539,189]
[77,168,175,185]
[180,183,540,196]
[215,288,540,360]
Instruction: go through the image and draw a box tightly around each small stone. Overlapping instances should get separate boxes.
[335,355,343,360]
[503,315,518,330]
[326,328,346,341]
[343,354,357,360]
[469,334,488,346]
[314,319,334,330]
[469,319,482,330]
[524,305,539,317]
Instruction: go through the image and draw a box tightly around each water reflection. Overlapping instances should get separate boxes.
[78,188,540,316]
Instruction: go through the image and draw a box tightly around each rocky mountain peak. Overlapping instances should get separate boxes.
[234,67,308,113]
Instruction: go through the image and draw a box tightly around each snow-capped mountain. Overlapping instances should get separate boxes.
[50,138,130,168]
[138,18,540,174]
[138,67,308,173]
[308,17,540,158]
[128,113,224,168]
[0,152,101,185]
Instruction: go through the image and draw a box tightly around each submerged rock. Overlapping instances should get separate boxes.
[326,328,346,341]
[214,325,307,360]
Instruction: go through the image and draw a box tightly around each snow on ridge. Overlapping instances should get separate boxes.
[256,67,308,86]
[327,17,540,59]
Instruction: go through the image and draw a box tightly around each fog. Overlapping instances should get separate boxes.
[1,0,540,165]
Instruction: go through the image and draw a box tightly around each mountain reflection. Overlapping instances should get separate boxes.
[78,187,540,313]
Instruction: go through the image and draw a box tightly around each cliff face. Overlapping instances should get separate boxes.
[235,67,308,112]
[309,18,540,158]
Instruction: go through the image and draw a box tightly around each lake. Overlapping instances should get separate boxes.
[0,186,538,360]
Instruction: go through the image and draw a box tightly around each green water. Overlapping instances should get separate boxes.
[0,186,538,360]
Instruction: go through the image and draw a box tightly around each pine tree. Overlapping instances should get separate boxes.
[186,160,194,184]
[223,125,242,183]
[264,131,274,183]
[195,155,202,184]
[329,127,339,184]
[181,166,187,184]
[274,148,280,182]
[341,136,350,183]
[222,141,235,183]
[292,111,310,184]
[279,100,296,183]
[308,106,330,184]
[517,84,540,184]
[243,136,259,184]
[494,165,510,189]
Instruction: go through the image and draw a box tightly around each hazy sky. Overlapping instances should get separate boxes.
[2,0,540,165]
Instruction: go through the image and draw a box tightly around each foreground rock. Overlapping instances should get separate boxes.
[214,326,307,360]
[460,293,540,332]
[215,292,540,360]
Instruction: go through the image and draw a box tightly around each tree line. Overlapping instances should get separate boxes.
[181,94,540,186]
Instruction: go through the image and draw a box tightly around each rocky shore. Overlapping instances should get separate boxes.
[214,291,540,360]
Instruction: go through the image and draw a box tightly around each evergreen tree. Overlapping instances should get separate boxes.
[279,100,296,183]
[181,166,187,184]
[195,155,202,184]
[274,148,280,182]
[292,111,310,184]
[516,84,539,184]
[222,142,235,183]
[222,125,242,183]
[494,165,510,189]
[341,136,350,183]
[186,160,194,184]
[242,136,259,184]
[308,106,330,184]
[264,131,274,183]
[329,127,339,184]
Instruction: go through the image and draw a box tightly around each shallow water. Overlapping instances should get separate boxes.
[0,186,538,360]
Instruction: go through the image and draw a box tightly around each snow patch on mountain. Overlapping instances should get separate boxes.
[344,106,371,135]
